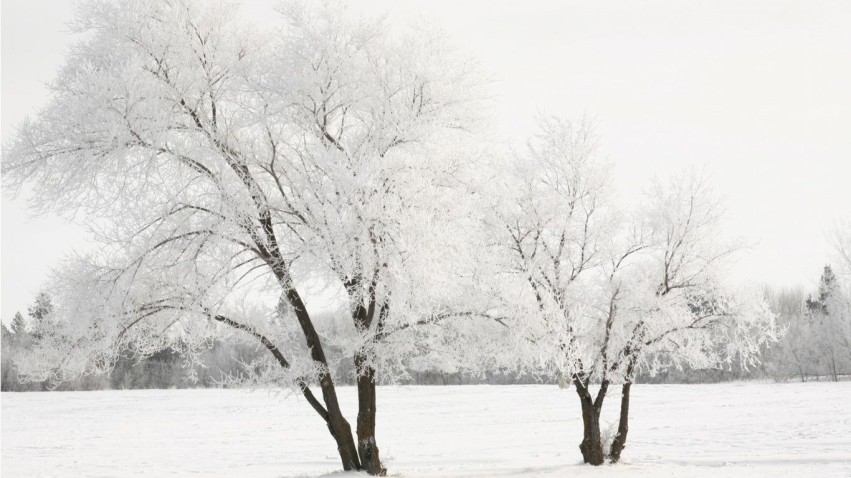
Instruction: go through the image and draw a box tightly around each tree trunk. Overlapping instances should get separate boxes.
[578,398,605,465]
[573,377,605,466]
[284,287,361,472]
[608,382,631,463]
[355,353,386,476]
[319,374,361,472]
[831,355,838,382]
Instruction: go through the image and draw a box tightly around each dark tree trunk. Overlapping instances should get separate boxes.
[573,377,605,465]
[283,287,361,471]
[321,374,362,472]
[355,353,386,476]
[578,398,605,465]
[251,184,365,472]
[830,355,838,382]
[345,290,388,475]
[608,382,632,463]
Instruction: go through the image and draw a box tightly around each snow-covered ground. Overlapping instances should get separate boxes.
[2,383,849,477]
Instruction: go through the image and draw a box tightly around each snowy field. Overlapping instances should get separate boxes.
[2,383,850,477]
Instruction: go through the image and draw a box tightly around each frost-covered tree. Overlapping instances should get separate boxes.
[482,118,779,465]
[2,1,480,474]
[762,287,814,382]
[590,173,779,463]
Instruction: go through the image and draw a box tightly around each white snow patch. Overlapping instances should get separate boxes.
[2,383,850,477]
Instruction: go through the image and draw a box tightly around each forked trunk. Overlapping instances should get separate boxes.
[320,375,362,471]
[608,382,632,463]
[355,353,386,476]
[280,286,362,471]
[574,380,605,466]
[578,398,605,465]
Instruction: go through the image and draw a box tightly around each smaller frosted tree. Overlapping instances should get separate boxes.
[592,172,779,463]
[481,117,779,465]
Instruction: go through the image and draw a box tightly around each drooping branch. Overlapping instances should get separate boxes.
[212,314,329,422]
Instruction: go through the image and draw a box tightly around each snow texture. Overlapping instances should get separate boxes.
[2,383,850,477]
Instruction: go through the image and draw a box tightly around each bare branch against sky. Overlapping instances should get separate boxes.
[2,0,850,321]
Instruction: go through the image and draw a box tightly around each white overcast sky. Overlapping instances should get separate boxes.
[2,0,850,320]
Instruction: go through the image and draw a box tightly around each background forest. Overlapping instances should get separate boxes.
[4,263,848,391]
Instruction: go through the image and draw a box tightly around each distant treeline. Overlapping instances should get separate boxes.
[637,266,850,384]
[1,333,264,392]
[2,265,848,391]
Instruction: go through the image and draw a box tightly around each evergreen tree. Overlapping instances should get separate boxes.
[803,265,849,381]
[806,265,839,315]
[27,292,53,323]
[26,292,54,340]
[10,312,28,336]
